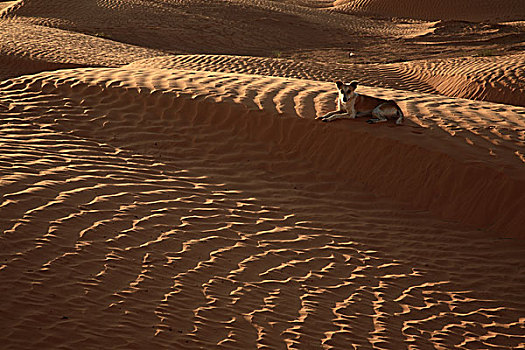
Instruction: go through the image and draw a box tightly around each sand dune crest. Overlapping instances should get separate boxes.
[129,53,525,107]
[1,65,524,349]
[2,66,524,236]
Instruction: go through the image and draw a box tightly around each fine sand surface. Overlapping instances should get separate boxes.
[332,0,525,22]
[128,53,525,107]
[1,0,524,349]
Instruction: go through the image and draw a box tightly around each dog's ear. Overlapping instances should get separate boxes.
[350,81,359,89]
[335,81,343,89]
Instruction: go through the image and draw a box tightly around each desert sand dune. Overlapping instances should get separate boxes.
[0,0,356,54]
[0,0,431,54]
[0,18,164,81]
[2,67,524,236]
[332,0,525,22]
[0,66,524,349]
[0,52,83,84]
[1,0,524,348]
[2,0,524,107]
[406,57,525,106]
[129,53,525,107]
[376,53,525,107]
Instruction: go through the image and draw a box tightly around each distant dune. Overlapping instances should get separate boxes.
[333,0,525,22]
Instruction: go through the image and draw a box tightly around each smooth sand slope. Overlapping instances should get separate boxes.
[0,18,164,81]
[0,0,524,349]
[0,65,524,349]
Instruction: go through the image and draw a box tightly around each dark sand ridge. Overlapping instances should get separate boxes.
[332,0,525,22]
[0,65,524,348]
[0,18,164,81]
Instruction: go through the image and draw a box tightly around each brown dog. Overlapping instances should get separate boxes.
[317,81,404,125]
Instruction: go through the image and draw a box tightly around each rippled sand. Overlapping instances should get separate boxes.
[1,0,524,349]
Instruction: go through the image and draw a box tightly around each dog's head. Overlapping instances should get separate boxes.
[336,80,358,103]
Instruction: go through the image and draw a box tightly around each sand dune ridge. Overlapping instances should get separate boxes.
[128,53,525,107]
[332,0,525,22]
[1,66,524,348]
[1,66,524,237]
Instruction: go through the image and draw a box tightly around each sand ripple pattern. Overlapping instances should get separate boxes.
[3,0,523,109]
[0,68,524,349]
[2,67,525,235]
[2,0,425,56]
[128,54,525,107]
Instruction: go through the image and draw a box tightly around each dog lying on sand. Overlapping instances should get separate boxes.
[316,81,404,125]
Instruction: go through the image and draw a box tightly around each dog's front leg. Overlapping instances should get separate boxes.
[316,110,344,121]
[322,110,356,122]
[320,112,351,122]
[317,96,347,121]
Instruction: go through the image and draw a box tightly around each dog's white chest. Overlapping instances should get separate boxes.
[343,96,356,112]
